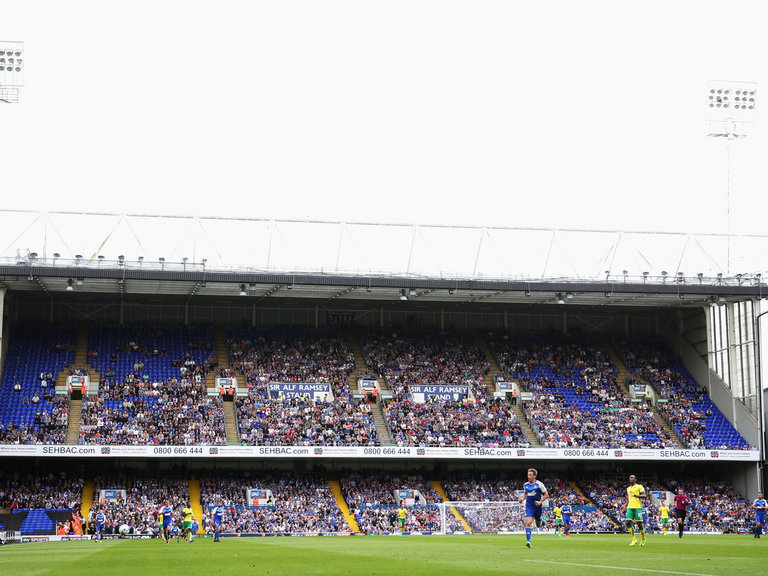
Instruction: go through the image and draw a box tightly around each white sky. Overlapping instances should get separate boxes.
[1,0,767,236]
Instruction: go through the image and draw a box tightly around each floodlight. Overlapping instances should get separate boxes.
[76,278,84,287]
[706,80,757,137]
[0,41,24,98]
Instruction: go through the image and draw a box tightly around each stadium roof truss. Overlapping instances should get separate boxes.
[0,210,766,309]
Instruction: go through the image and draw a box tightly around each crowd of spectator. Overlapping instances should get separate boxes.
[576,475,753,533]
[361,330,530,448]
[385,396,530,448]
[340,472,442,534]
[0,395,69,444]
[79,378,227,445]
[441,473,612,533]
[199,473,350,534]
[524,392,674,448]
[230,328,377,446]
[228,328,355,393]
[580,476,641,529]
[90,474,190,535]
[488,332,675,449]
[663,476,755,533]
[617,337,751,450]
[0,470,83,510]
[236,395,376,446]
[2,468,763,537]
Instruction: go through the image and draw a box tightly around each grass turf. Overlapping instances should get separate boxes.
[1,534,765,576]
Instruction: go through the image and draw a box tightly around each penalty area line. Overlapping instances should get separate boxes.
[525,560,718,576]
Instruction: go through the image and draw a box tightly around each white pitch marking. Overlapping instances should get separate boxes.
[525,560,718,576]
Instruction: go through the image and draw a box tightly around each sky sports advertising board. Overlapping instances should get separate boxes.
[0,444,758,461]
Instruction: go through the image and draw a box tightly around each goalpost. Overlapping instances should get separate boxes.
[437,501,524,535]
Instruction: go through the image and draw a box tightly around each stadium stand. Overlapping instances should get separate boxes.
[199,472,350,534]
[89,473,190,535]
[441,472,614,533]
[361,329,530,448]
[0,466,759,536]
[488,332,677,449]
[229,327,378,446]
[0,323,76,444]
[340,472,442,534]
[76,323,227,445]
[615,336,751,450]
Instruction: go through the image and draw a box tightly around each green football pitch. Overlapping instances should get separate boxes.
[1,534,765,576]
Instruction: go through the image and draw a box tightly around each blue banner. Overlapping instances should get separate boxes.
[410,385,469,402]
[268,382,333,400]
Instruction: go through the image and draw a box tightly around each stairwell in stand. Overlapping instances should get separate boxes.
[370,401,395,446]
[65,400,82,444]
[477,334,541,447]
[80,481,95,523]
[188,479,205,534]
[347,330,394,445]
[328,480,360,533]
[213,327,240,444]
[602,338,684,448]
[347,330,387,391]
[211,327,231,389]
[57,325,100,445]
[222,401,240,445]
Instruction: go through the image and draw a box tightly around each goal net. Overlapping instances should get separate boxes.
[437,501,524,534]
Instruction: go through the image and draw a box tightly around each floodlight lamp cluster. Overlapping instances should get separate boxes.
[708,87,755,111]
[0,48,22,73]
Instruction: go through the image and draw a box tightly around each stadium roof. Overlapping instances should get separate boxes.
[1,210,765,310]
